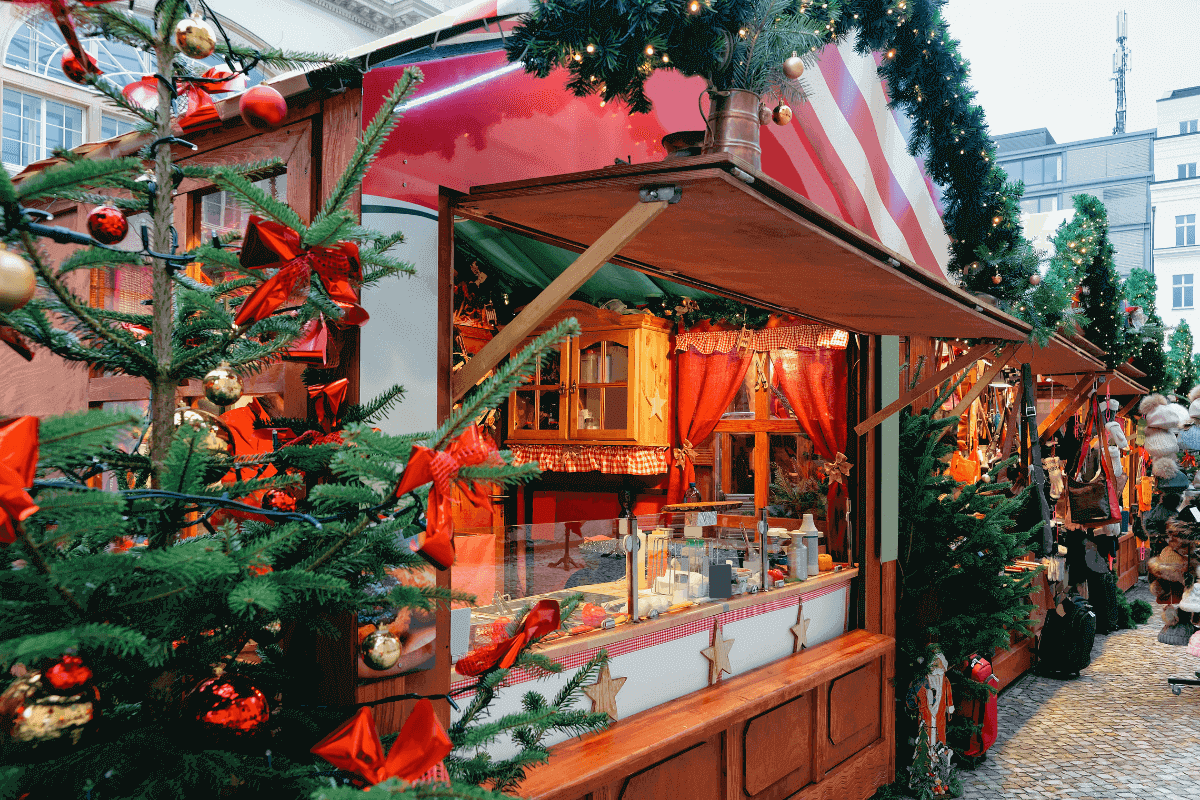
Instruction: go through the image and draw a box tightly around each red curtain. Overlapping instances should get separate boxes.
[771,348,848,462]
[772,348,849,556]
[667,347,754,503]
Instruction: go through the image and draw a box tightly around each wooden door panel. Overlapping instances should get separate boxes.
[826,660,882,767]
[743,692,813,799]
[618,739,723,800]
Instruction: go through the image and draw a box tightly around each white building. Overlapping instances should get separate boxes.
[1152,86,1200,343]
[0,0,455,174]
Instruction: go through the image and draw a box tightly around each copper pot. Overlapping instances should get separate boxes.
[702,89,762,171]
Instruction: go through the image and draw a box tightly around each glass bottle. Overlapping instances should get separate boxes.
[684,482,702,503]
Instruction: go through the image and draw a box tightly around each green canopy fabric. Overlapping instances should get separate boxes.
[456,219,710,306]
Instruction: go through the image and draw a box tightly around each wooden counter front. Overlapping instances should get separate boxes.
[518,629,895,800]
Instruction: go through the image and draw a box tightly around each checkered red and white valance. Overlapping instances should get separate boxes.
[509,444,670,475]
[675,325,849,354]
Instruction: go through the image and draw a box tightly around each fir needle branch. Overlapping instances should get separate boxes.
[18,230,156,371]
[305,517,371,573]
[16,521,85,616]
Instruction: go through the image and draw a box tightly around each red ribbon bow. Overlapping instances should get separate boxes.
[455,599,561,677]
[233,216,367,328]
[310,699,451,787]
[178,82,222,134]
[0,416,40,544]
[392,426,496,571]
[309,378,348,434]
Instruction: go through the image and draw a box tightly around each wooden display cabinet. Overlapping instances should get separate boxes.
[507,301,671,447]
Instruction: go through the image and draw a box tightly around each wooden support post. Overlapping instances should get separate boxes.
[853,340,999,436]
[451,198,671,401]
[947,344,1020,420]
[1116,395,1140,418]
[1037,374,1096,441]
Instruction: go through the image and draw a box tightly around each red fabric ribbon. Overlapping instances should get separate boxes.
[310,699,452,787]
[309,378,348,434]
[0,416,40,545]
[178,82,222,134]
[392,426,496,571]
[233,216,366,328]
[455,599,561,677]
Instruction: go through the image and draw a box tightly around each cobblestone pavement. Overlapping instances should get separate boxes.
[957,580,1200,800]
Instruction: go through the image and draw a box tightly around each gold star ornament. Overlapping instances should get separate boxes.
[701,619,735,684]
[583,664,627,721]
[790,604,810,653]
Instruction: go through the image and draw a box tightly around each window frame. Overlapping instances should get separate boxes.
[1177,214,1197,247]
[2,87,85,170]
[1174,274,1194,310]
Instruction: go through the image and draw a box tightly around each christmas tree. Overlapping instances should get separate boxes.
[1165,320,1196,397]
[890,381,1038,799]
[0,1,606,797]
[1123,268,1167,393]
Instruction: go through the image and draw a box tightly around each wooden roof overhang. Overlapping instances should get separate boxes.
[451,154,1031,341]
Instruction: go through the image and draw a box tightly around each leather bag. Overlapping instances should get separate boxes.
[1067,398,1121,527]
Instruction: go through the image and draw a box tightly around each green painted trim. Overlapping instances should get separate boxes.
[880,336,900,564]
[361,204,439,222]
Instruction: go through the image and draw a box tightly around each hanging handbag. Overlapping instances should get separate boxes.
[1067,397,1121,527]
[1020,364,1056,556]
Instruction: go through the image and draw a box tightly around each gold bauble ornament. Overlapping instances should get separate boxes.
[0,246,36,313]
[782,51,805,80]
[772,103,793,125]
[174,14,217,59]
[0,670,98,751]
[139,407,235,457]
[361,629,402,671]
[1030,273,1042,286]
[203,361,244,407]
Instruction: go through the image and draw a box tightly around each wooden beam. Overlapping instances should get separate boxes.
[1116,395,1140,418]
[450,198,670,401]
[1037,374,1096,441]
[853,340,998,436]
[948,343,1020,419]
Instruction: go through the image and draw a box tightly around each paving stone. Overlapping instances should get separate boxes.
[954,580,1200,799]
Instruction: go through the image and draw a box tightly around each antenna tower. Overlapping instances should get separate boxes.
[1112,10,1130,135]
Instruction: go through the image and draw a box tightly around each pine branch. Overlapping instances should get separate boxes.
[205,167,305,231]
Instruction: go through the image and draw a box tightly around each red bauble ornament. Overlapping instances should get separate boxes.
[991,273,1002,285]
[61,52,98,84]
[262,489,296,512]
[45,655,92,691]
[239,86,287,131]
[185,676,269,737]
[87,206,129,246]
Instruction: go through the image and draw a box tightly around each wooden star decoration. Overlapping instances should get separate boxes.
[583,663,627,721]
[701,619,734,684]
[790,604,811,653]
[645,388,667,421]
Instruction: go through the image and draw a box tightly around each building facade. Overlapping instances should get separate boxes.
[995,127,1154,277]
[1150,87,1200,340]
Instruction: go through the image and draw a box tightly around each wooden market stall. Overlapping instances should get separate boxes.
[438,154,1034,800]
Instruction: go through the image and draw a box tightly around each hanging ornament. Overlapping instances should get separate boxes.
[45,655,92,692]
[757,102,772,125]
[122,76,160,111]
[239,86,288,131]
[782,51,805,80]
[60,51,98,84]
[174,13,217,59]
[183,675,269,738]
[203,361,244,407]
[142,408,235,457]
[0,247,36,313]
[261,488,296,512]
[86,205,129,246]
[254,619,284,645]
[361,629,402,670]
[0,667,99,752]
[772,103,793,125]
[1029,273,1042,287]
[991,270,1002,285]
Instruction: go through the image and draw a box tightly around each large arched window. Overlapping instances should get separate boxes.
[3,16,265,169]
[5,16,265,87]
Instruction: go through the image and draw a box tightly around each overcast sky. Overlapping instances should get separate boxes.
[940,1,1200,144]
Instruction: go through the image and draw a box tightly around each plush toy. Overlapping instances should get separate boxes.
[1044,455,1066,499]
[1101,400,1128,477]
[1179,387,1200,453]
[1140,394,1189,480]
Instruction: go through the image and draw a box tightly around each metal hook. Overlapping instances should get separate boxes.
[148,136,196,157]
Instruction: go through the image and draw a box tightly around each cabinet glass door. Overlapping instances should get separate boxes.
[511,345,567,439]
[573,333,630,438]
